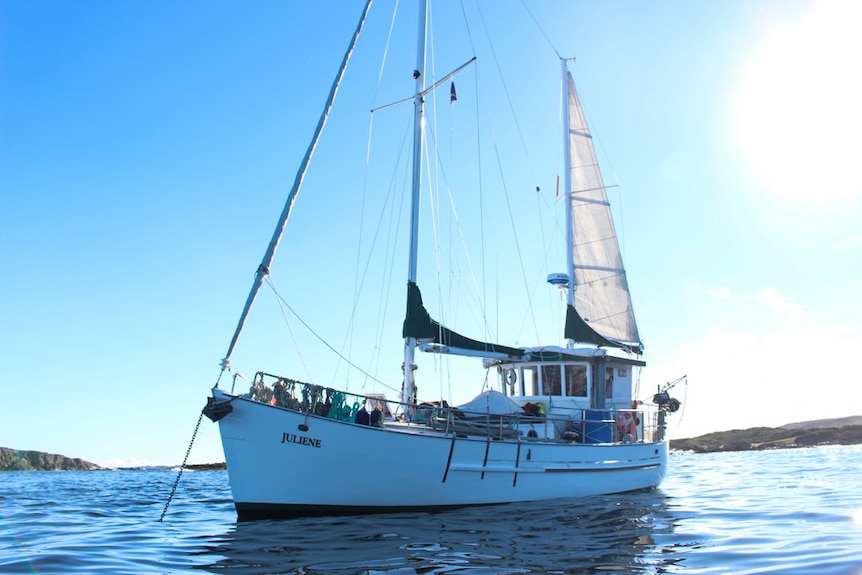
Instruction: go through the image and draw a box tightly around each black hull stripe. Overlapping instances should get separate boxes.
[234,485,660,521]
[234,501,501,521]
[441,435,456,483]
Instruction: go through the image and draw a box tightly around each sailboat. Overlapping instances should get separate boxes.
[202,1,681,520]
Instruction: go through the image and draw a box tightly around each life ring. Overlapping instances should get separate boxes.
[616,411,637,440]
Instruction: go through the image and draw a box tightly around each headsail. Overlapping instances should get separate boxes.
[563,69,641,352]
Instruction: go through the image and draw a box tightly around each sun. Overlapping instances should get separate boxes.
[736,1,862,204]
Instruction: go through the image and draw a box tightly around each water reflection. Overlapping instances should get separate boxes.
[194,490,682,574]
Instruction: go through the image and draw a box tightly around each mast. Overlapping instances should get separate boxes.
[561,58,577,350]
[402,0,428,408]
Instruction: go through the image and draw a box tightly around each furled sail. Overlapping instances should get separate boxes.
[564,71,642,351]
[403,282,524,358]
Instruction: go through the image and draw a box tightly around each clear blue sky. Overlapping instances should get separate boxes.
[2,0,860,467]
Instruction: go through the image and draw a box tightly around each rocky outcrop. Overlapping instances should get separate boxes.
[0,447,102,471]
[780,415,862,430]
[185,462,227,470]
[671,424,862,453]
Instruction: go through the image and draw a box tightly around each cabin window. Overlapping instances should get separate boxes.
[541,365,562,396]
[524,366,539,395]
[605,367,614,398]
[565,365,587,396]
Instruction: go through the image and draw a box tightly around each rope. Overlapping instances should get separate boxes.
[158,411,204,522]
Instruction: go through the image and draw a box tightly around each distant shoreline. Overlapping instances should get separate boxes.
[184,462,227,471]
[671,416,862,453]
[0,447,103,471]
[0,447,230,472]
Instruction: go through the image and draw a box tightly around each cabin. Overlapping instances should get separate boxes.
[485,346,647,442]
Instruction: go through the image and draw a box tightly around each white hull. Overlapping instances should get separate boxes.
[213,389,668,519]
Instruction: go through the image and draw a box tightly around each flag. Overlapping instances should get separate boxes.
[450,82,457,104]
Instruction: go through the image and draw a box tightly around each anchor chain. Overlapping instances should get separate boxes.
[158,411,204,522]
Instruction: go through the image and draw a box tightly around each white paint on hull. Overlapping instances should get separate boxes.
[213,389,668,517]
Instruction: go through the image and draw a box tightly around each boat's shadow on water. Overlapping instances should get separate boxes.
[193,489,688,575]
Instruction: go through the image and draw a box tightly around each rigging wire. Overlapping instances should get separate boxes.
[219,0,374,373]
[352,110,414,391]
[457,0,490,351]
[517,0,563,60]
[266,275,314,382]
[264,276,400,396]
[423,43,454,405]
[477,94,541,344]
[360,117,412,391]
[473,1,542,194]
[423,121,488,338]
[345,0,405,394]
[342,114,407,392]
[469,0,575,344]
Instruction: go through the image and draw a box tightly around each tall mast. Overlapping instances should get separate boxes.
[561,58,577,350]
[402,0,428,407]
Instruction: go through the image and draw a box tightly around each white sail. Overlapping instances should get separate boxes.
[565,71,641,348]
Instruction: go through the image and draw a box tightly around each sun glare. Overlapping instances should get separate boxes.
[736,1,862,204]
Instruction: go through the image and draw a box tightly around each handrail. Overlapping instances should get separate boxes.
[244,371,664,444]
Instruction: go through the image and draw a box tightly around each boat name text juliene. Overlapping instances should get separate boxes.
[281,432,322,448]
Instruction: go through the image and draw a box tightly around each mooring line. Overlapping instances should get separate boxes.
[159,411,204,522]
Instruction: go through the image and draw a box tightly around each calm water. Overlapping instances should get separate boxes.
[1,446,861,574]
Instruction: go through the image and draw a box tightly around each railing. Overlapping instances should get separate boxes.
[244,371,666,444]
[248,372,393,424]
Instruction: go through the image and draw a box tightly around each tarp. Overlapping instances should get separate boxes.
[456,390,523,415]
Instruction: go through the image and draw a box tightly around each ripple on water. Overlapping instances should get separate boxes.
[2,447,862,574]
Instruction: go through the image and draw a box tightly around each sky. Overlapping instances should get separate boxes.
[2,0,861,467]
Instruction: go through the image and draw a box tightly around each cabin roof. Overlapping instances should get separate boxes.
[484,346,646,368]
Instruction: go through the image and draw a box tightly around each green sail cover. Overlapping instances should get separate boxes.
[403,282,524,358]
[564,304,642,354]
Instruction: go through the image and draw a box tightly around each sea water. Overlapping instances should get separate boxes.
[1,445,861,574]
